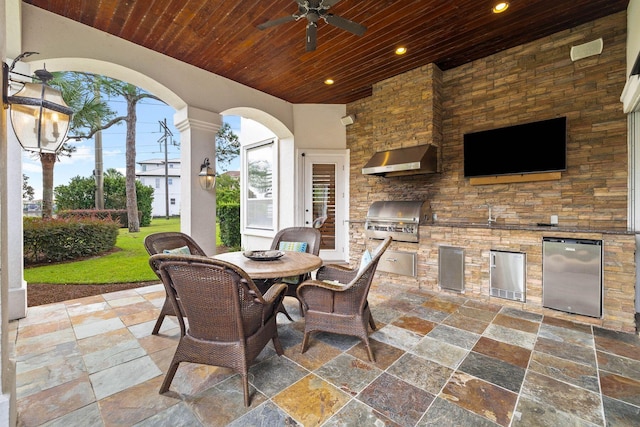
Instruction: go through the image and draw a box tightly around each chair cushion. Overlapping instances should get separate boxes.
[278,241,308,253]
[163,245,191,255]
[323,279,347,286]
[278,241,309,284]
[358,249,372,275]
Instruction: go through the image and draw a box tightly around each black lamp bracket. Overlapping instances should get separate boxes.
[3,55,73,116]
[3,52,50,107]
[8,51,39,73]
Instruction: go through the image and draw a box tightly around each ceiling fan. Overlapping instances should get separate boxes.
[257,0,367,52]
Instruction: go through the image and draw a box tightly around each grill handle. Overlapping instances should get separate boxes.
[365,217,419,223]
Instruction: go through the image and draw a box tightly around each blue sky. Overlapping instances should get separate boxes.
[22,99,240,200]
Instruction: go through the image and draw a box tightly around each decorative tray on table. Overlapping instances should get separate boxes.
[243,250,285,261]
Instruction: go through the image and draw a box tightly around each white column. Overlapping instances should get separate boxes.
[174,106,221,255]
[6,119,25,321]
[2,1,20,425]
[5,59,28,321]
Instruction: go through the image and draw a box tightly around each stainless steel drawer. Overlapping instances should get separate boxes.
[377,250,417,277]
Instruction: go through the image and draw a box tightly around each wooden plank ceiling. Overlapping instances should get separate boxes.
[23,0,629,104]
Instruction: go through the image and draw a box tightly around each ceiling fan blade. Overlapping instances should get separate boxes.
[324,14,366,36]
[257,15,297,30]
[320,0,342,7]
[306,22,317,51]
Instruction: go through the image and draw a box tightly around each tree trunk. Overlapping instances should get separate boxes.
[125,98,140,232]
[40,153,57,218]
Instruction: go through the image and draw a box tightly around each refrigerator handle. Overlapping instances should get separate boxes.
[490,252,496,268]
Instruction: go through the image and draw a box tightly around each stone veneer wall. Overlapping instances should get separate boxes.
[346,12,635,332]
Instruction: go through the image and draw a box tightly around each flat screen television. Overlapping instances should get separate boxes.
[463,117,567,178]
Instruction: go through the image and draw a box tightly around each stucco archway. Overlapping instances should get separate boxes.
[223,106,294,141]
[12,58,224,279]
[26,58,187,110]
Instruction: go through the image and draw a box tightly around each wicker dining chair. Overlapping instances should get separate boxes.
[297,236,392,362]
[151,253,287,407]
[265,226,321,319]
[144,232,207,335]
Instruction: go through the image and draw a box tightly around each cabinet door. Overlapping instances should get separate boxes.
[542,240,602,317]
[439,246,464,292]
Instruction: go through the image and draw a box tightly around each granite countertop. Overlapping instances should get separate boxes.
[347,218,636,235]
[426,221,637,235]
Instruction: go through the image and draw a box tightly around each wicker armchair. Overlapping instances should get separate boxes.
[257,226,321,320]
[144,232,207,335]
[151,253,287,407]
[297,236,392,362]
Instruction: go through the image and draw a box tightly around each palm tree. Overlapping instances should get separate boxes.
[39,73,114,218]
[50,73,162,231]
[44,73,233,229]
[94,76,163,232]
[39,151,63,218]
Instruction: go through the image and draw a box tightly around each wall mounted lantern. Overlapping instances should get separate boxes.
[3,59,73,154]
[198,157,215,190]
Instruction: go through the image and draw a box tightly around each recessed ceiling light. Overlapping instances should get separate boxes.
[492,2,509,13]
[395,47,407,55]
[324,78,334,85]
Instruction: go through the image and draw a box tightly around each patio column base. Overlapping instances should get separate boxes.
[9,280,26,320]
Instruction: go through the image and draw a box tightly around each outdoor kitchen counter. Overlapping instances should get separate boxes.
[426,221,637,235]
[347,220,637,333]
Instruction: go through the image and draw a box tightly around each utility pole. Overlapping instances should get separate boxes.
[94,85,104,209]
[158,119,177,219]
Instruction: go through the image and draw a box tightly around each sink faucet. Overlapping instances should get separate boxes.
[488,205,497,225]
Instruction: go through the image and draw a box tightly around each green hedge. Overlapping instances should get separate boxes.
[54,175,153,227]
[24,216,120,265]
[218,203,241,249]
[58,209,141,228]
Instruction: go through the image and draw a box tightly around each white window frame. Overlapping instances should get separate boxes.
[242,139,279,236]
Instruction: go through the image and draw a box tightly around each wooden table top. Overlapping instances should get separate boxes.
[212,251,323,279]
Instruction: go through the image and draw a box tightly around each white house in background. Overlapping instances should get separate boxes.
[136,158,181,217]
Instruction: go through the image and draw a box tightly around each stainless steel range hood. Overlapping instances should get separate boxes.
[362,144,438,177]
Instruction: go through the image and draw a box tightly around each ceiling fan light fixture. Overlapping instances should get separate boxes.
[324,78,334,85]
[492,2,509,13]
[395,47,407,55]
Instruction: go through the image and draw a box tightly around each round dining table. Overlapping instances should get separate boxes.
[212,251,323,280]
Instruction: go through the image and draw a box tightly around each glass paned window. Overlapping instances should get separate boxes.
[312,163,336,250]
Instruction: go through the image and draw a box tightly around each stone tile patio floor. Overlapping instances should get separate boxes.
[10,280,640,426]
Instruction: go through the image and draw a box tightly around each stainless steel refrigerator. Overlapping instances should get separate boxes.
[542,237,603,318]
[490,250,526,302]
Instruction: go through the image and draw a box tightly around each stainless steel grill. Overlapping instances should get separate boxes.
[365,201,431,243]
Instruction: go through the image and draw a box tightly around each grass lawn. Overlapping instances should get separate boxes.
[24,218,222,285]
